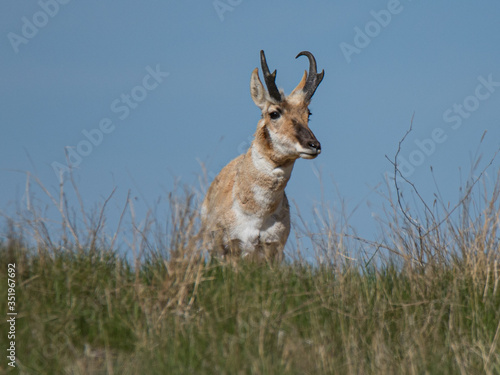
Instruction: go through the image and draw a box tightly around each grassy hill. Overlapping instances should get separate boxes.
[1,173,499,374]
[1,240,499,374]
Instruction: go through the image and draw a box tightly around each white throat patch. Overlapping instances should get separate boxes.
[251,145,293,179]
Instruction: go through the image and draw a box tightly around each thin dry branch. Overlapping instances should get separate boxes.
[384,112,434,230]
[385,114,500,243]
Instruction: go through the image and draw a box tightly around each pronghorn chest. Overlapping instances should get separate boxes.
[230,194,290,253]
[229,151,293,252]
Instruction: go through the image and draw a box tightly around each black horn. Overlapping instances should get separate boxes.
[296,51,324,101]
[260,50,282,102]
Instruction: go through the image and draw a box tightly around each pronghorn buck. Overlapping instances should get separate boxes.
[202,50,324,261]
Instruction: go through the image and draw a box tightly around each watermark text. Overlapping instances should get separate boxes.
[51,64,169,178]
[340,0,411,63]
[213,0,243,22]
[390,74,499,179]
[7,263,17,368]
[7,0,72,54]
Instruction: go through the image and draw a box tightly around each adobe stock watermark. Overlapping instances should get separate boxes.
[339,0,413,64]
[51,65,169,178]
[389,74,500,179]
[7,263,17,368]
[7,0,72,54]
[213,0,243,22]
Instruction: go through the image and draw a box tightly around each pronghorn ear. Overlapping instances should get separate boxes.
[290,70,308,98]
[250,68,268,109]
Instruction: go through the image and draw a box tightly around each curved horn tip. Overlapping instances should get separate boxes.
[295,51,324,101]
[296,51,319,67]
[295,51,310,59]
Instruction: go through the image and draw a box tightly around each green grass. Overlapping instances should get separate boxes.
[1,242,499,374]
[1,168,499,374]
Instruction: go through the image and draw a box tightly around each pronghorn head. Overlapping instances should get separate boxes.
[250,50,324,164]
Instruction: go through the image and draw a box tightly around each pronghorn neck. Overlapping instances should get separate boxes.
[248,141,295,183]
[231,133,295,216]
[232,143,292,216]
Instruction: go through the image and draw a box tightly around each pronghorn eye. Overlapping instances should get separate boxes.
[308,110,312,117]
[269,111,281,120]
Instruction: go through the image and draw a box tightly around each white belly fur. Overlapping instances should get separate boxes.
[230,198,289,254]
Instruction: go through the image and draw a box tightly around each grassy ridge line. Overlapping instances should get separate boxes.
[1,243,499,374]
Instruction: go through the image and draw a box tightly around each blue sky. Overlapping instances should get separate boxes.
[1,1,499,256]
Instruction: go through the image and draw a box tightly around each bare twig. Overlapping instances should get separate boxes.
[384,112,434,230]
[384,113,500,266]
